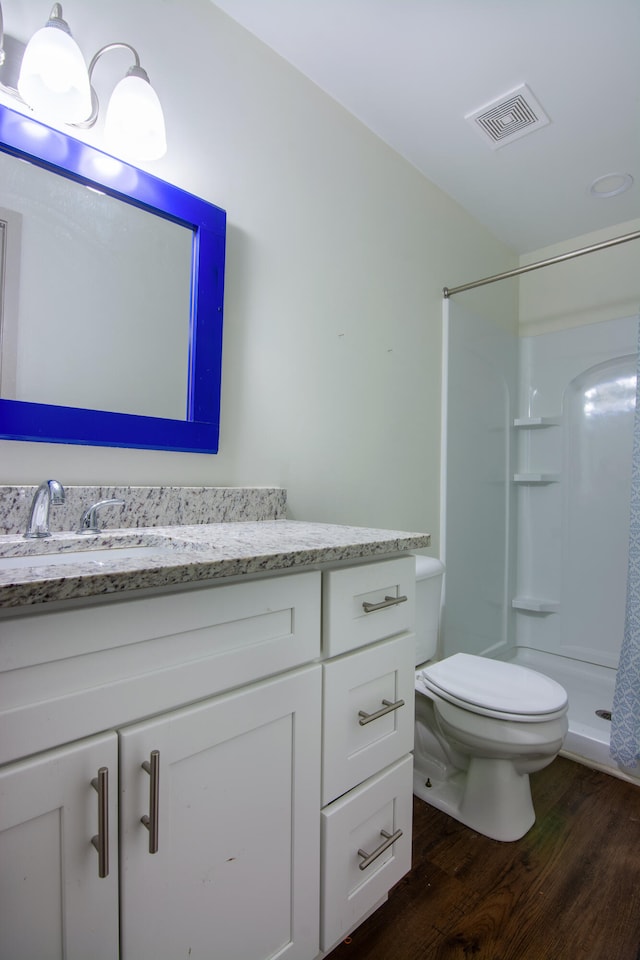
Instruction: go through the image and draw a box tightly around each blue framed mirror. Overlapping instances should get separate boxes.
[0,102,226,453]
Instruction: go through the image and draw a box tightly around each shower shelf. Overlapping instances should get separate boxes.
[513,473,560,484]
[513,417,560,428]
[512,597,559,613]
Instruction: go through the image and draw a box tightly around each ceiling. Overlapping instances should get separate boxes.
[212,0,640,254]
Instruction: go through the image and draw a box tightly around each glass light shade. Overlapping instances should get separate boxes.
[18,24,91,123]
[104,74,167,162]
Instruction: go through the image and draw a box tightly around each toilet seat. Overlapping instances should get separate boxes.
[420,653,568,722]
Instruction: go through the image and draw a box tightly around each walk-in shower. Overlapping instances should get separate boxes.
[441,230,640,783]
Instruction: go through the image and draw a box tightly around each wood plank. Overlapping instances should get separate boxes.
[326,758,640,960]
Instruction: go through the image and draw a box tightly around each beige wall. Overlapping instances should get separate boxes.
[519,217,640,336]
[0,0,516,545]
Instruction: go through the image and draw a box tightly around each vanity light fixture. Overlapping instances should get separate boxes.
[0,2,166,161]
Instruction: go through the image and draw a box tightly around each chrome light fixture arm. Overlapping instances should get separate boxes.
[44,4,69,35]
[0,2,5,67]
[74,41,145,130]
[0,2,21,98]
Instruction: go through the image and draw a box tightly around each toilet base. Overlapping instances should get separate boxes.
[412,756,536,842]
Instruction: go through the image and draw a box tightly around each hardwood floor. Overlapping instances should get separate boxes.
[326,757,640,960]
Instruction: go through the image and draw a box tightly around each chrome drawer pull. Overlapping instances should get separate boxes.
[362,594,407,613]
[141,750,160,854]
[91,767,109,879]
[358,698,405,726]
[357,828,403,871]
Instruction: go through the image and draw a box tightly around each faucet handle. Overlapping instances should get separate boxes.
[76,498,125,535]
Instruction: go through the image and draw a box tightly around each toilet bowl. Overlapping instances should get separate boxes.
[413,557,568,841]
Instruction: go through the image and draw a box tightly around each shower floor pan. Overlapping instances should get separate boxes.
[506,647,639,785]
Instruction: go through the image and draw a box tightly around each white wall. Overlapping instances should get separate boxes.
[0,0,516,543]
[519,217,640,336]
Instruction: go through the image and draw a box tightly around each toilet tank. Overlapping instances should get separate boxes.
[414,556,445,666]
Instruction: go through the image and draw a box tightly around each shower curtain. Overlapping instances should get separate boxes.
[611,318,640,770]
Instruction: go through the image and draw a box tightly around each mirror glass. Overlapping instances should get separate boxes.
[0,103,226,453]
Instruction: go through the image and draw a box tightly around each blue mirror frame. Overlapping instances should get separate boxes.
[0,102,226,453]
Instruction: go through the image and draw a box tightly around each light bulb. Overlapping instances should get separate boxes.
[18,14,91,124]
[104,69,166,162]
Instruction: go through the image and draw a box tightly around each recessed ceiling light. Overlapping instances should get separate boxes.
[589,173,634,198]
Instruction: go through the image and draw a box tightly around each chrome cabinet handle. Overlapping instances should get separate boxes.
[141,750,160,854]
[357,828,403,871]
[362,594,407,613]
[91,767,109,878]
[358,698,405,726]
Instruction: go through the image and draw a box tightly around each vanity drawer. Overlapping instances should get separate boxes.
[322,632,415,805]
[0,571,320,765]
[322,556,415,657]
[320,754,413,952]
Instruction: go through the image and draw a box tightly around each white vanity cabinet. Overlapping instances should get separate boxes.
[0,552,418,960]
[0,570,322,960]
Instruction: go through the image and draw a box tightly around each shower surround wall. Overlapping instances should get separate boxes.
[512,314,638,779]
[515,316,637,663]
[443,303,639,782]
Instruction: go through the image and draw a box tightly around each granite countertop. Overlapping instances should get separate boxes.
[0,520,431,609]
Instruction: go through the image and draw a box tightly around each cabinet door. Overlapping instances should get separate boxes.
[120,665,321,960]
[0,732,119,960]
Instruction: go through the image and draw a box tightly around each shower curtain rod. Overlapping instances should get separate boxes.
[442,229,640,298]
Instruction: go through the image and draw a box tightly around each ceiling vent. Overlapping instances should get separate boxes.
[465,84,550,149]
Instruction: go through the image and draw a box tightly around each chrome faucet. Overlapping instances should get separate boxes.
[24,479,66,539]
[76,498,125,535]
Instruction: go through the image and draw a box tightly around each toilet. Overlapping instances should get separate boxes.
[413,556,569,841]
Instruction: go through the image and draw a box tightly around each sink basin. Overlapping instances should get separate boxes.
[0,545,174,572]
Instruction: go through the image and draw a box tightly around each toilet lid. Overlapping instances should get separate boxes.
[420,653,568,720]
